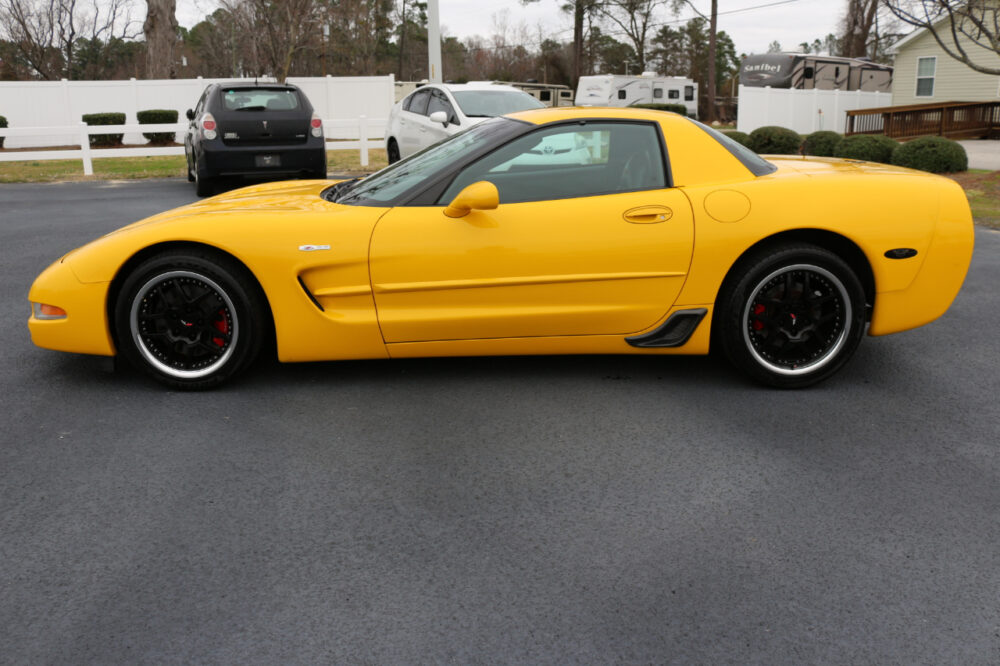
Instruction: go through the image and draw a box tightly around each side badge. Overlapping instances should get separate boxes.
[299,244,331,252]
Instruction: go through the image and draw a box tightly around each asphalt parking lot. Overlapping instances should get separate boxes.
[2,179,999,664]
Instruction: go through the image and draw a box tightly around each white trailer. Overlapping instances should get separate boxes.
[575,73,699,117]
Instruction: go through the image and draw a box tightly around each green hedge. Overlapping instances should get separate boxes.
[632,103,692,116]
[721,130,751,148]
[748,125,802,154]
[0,115,6,149]
[833,134,898,164]
[802,130,841,157]
[137,109,179,145]
[891,136,968,173]
[82,112,125,147]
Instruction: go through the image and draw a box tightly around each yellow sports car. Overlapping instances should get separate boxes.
[27,107,974,389]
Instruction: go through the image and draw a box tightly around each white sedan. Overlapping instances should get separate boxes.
[385,82,544,162]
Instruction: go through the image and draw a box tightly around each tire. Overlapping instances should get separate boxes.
[387,138,401,164]
[114,250,267,390]
[194,157,214,196]
[185,152,195,182]
[715,243,866,388]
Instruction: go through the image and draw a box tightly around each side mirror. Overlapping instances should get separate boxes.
[185,109,195,120]
[443,181,499,218]
[429,110,448,126]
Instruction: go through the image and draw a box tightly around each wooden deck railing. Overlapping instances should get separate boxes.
[845,101,1000,139]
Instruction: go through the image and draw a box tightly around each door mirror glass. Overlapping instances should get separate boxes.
[443,181,499,218]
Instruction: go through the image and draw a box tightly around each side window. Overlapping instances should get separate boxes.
[195,89,209,115]
[653,88,663,99]
[438,122,666,205]
[618,90,627,99]
[406,89,431,115]
[916,56,936,97]
[684,86,694,101]
[427,90,456,121]
[668,89,679,99]
[540,90,552,102]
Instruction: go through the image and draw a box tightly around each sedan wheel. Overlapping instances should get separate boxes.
[387,138,401,164]
[716,243,866,388]
[114,250,266,389]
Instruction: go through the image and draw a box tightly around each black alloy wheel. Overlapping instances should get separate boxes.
[716,243,866,388]
[114,250,267,389]
[387,138,401,164]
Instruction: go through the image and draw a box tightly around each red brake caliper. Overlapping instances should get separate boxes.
[752,303,766,331]
[212,309,229,347]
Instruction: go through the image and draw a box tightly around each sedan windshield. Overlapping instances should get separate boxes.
[451,91,545,118]
[337,117,525,206]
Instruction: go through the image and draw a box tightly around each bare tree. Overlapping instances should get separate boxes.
[840,0,879,56]
[0,0,140,79]
[672,1,718,122]
[143,0,178,78]
[599,0,666,71]
[222,0,319,82]
[521,0,602,87]
[884,0,1000,75]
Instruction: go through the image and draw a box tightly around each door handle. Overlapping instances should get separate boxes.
[623,205,672,224]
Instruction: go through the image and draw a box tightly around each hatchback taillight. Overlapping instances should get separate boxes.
[201,113,217,140]
[310,114,323,138]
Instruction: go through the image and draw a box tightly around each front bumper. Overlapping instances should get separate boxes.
[28,258,115,356]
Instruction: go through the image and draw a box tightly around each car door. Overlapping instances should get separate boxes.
[399,89,430,157]
[369,121,695,343]
[185,87,209,157]
[422,88,458,146]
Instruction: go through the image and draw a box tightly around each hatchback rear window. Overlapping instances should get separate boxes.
[221,88,301,112]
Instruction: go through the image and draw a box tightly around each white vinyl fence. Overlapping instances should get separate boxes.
[0,74,395,148]
[0,116,387,173]
[736,85,893,135]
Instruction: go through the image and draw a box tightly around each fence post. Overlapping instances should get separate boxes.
[359,115,369,167]
[79,122,93,176]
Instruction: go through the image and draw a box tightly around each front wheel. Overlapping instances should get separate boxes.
[715,243,866,388]
[114,250,267,389]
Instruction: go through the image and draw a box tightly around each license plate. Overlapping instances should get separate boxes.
[255,154,280,167]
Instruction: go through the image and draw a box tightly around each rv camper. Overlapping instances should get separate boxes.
[740,54,892,92]
[502,82,575,107]
[575,73,699,117]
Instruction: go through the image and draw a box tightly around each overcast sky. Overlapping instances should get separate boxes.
[177,0,850,59]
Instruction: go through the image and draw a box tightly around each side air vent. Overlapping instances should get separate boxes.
[297,276,325,312]
[625,308,707,348]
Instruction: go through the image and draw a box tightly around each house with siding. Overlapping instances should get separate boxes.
[889,20,1000,106]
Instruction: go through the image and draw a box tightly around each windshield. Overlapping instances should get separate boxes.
[451,91,545,118]
[337,117,524,205]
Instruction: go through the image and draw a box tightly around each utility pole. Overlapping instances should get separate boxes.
[707,0,717,123]
[427,0,442,83]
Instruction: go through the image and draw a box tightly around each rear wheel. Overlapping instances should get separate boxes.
[387,138,401,164]
[194,157,214,196]
[114,250,266,389]
[716,243,866,388]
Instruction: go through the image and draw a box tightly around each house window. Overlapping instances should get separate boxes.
[916,56,936,97]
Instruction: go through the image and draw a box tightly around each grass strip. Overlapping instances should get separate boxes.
[0,149,388,183]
